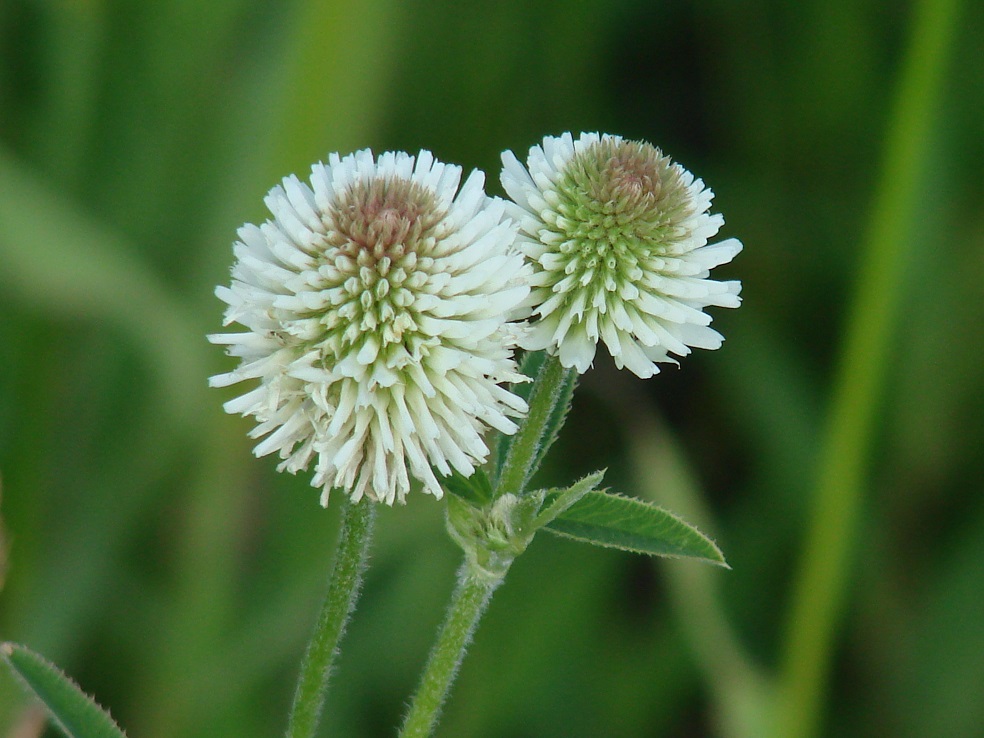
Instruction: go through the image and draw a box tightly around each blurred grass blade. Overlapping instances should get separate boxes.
[1,643,127,738]
[264,0,404,181]
[775,0,964,736]
[545,491,727,565]
[627,412,773,738]
[0,475,7,594]
[0,146,207,432]
[193,0,402,308]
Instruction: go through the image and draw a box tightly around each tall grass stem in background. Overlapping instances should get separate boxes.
[286,499,375,738]
[775,0,963,735]
[626,412,771,738]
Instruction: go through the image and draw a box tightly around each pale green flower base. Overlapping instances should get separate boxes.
[286,498,375,738]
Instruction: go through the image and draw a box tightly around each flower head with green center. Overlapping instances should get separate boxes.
[210,149,530,505]
[501,132,742,378]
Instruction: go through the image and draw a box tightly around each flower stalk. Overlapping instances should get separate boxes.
[286,498,375,738]
[400,353,573,737]
[399,567,498,738]
[496,354,572,497]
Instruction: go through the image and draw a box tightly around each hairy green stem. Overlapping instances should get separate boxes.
[399,568,498,738]
[286,498,375,738]
[399,353,571,736]
[497,354,570,497]
[775,0,962,736]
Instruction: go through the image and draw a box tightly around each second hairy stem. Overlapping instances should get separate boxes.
[286,498,376,738]
[400,353,573,737]
[399,569,499,738]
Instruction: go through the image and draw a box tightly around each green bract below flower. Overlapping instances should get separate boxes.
[210,150,530,505]
[501,132,742,378]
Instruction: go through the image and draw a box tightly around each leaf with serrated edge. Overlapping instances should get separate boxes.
[1,642,127,738]
[545,492,727,566]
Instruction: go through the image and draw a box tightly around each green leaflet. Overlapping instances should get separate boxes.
[494,350,577,490]
[533,470,606,529]
[493,350,543,485]
[545,492,727,566]
[443,467,495,505]
[1,643,127,738]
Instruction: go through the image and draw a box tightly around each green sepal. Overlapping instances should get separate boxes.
[1,642,128,738]
[442,467,494,505]
[446,490,546,582]
[545,491,728,566]
[532,470,605,529]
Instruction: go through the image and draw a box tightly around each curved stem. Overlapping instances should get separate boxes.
[286,498,375,738]
[399,568,498,738]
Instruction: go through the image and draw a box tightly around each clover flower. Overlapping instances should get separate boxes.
[210,150,530,505]
[501,132,742,378]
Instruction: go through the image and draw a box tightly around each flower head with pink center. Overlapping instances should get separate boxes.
[211,149,530,505]
[501,132,742,378]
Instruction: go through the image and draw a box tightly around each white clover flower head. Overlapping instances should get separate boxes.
[210,149,531,506]
[501,132,742,378]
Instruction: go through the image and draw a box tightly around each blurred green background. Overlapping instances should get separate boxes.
[1,0,981,736]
